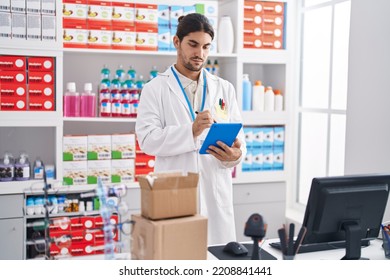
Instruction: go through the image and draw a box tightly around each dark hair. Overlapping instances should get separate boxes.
[176,13,214,41]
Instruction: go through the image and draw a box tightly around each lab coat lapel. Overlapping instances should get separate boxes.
[204,70,219,110]
[166,67,193,121]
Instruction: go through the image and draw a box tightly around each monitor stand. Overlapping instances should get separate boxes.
[341,223,369,260]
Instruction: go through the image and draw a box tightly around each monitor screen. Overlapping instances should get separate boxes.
[302,173,390,259]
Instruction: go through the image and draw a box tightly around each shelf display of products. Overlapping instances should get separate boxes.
[242,126,285,172]
[0,0,292,258]
[62,1,219,52]
[243,0,286,49]
[0,55,55,111]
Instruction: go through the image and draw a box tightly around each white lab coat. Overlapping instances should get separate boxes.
[135,65,247,245]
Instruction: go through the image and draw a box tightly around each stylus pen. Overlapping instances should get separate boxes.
[278,228,288,256]
[195,111,217,123]
[293,226,307,255]
[287,223,295,256]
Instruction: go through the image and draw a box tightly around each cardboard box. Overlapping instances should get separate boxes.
[63,135,88,161]
[137,172,199,220]
[131,214,207,260]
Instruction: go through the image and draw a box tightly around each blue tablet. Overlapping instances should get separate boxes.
[199,123,243,154]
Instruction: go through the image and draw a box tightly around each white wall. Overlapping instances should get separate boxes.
[344,0,390,222]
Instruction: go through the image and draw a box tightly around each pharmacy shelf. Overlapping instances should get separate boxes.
[0,180,139,195]
[63,117,137,123]
[241,111,288,126]
[237,49,289,64]
[63,48,237,58]
[0,40,62,53]
[0,112,63,127]
[233,170,286,184]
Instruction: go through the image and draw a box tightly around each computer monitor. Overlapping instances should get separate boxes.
[302,173,390,260]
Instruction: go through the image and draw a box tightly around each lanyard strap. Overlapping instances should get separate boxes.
[171,66,207,121]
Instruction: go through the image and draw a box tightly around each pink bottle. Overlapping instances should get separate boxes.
[63,82,80,117]
[80,83,96,117]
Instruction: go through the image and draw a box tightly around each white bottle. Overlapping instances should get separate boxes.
[217,16,234,53]
[264,86,275,112]
[252,80,265,111]
[274,89,283,111]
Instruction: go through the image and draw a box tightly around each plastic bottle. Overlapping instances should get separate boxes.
[111,90,122,117]
[218,16,234,53]
[121,92,131,117]
[212,60,219,76]
[0,153,14,182]
[130,92,139,118]
[274,89,283,111]
[100,87,111,117]
[115,64,126,84]
[63,82,80,117]
[149,65,158,80]
[135,75,145,91]
[205,59,213,72]
[127,65,137,80]
[111,74,121,90]
[14,153,30,181]
[33,157,44,179]
[264,86,275,111]
[242,74,252,111]
[80,83,97,117]
[100,64,111,87]
[252,80,265,111]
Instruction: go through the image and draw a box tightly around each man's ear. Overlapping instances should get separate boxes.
[173,35,180,49]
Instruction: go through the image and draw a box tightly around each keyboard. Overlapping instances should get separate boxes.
[269,239,371,254]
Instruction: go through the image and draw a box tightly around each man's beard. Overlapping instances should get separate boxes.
[182,56,205,72]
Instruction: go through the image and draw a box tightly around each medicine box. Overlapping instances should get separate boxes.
[111,133,135,159]
[87,134,111,160]
[252,127,263,149]
[262,148,273,170]
[87,160,111,184]
[243,127,253,150]
[252,148,263,171]
[274,126,285,147]
[242,150,252,172]
[62,161,87,185]
[63,135,88,161]
[157,5,169,27]
[273,147,284,170]
[262,127,274,148]
[111,159,134,183]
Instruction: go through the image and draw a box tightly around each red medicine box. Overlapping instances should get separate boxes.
[0,96,27,111]
[27,83,54,99]
[27,57,55,72]
[0,70,26,84]
[28,71,55,84]
[0,83,27,98]
[0,56,26,71]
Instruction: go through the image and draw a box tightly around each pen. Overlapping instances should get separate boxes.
[287,223,295,256]
[195,111,217,123]
[278,228,288,256]
[293,226,307,255]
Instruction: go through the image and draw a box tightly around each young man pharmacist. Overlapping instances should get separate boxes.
[135,13,246,245]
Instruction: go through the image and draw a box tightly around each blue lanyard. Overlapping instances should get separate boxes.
[171,66,207,121]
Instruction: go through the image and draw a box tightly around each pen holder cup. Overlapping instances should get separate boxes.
[382,230,390,259]
[282,254,295,260]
